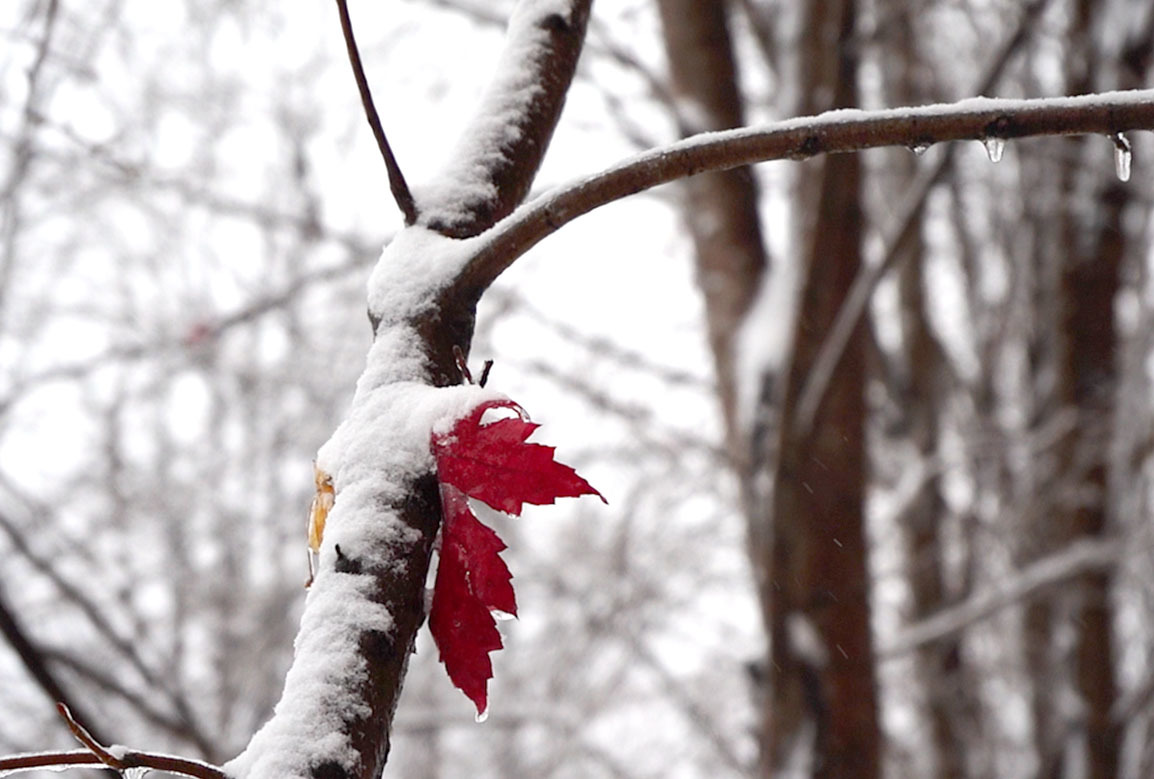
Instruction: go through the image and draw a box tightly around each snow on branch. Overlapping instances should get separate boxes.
[459,89,1154,293]
[880,538,1124,658]
[417,0,592,237]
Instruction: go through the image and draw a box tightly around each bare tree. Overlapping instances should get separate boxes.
[3,1,1154,777]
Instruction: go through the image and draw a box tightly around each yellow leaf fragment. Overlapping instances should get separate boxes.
[306,464,335,587]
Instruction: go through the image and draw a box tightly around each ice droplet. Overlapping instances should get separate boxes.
[983,136,1005,163]
[475,707,490,724]
[909,142,931,157]
[1112,133,1132,182]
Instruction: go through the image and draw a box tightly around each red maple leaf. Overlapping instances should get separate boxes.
[429,399,603,716]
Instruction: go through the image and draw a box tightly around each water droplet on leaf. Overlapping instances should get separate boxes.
[1112,133,1132,182]
[983,136,1005,163]
[475,707,490,724]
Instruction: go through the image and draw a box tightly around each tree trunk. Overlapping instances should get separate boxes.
[767,3,880,777]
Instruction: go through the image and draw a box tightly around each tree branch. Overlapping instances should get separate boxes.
[0,703,230,778]
[458,89,1154,296]
[335,0,418,224]
[229,7,597,774]
[0,746,229,779]
[418,0,593,237]
[881,538,1124,657]
[0,508,216,758]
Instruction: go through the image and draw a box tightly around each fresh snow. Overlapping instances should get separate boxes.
[367,226,476,329]
[227,223,502,777]
[415,1,580,228]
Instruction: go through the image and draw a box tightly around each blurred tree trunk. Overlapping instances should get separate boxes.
[1031,3,1153,774]
[767,2,879,777]
[897,227,972,779]
[654,0,768,463]
[879,7,971,777]
[1048,5,1149,774]
[653,0,772,764]
[656,2,880,776]
[1057,159,1124,779]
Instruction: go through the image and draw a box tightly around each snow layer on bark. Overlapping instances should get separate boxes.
[367,225,476,334]
[227,381,500,778]
[414,0,578,227]
[226,223,501,777]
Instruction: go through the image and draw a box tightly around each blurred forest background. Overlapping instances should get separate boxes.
[2,0,1154,777]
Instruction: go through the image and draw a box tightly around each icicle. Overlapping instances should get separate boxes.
[1112,133,1132,182]
[909,141,931,157]
[983,136,1005,163]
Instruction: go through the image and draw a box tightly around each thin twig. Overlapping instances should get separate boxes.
[41,702,231,778]
[57,702,123,769]
[0,746,230,779]
[334,0,418,224]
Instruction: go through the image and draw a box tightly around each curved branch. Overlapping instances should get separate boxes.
[457,89,1154,296]
[881,538,1124,658]
[0,704,228,779]
[0,749,228,779]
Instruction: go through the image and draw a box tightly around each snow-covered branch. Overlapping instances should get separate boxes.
[881,538,1124,658]
[417,0,592,238]
[460,89,1154,293]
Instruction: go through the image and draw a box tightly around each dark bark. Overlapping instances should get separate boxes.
[1042,3,1154,773]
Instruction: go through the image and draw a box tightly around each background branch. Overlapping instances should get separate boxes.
[881,538,1125,657]
[0,747,228,779]
[0,589,107,745]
